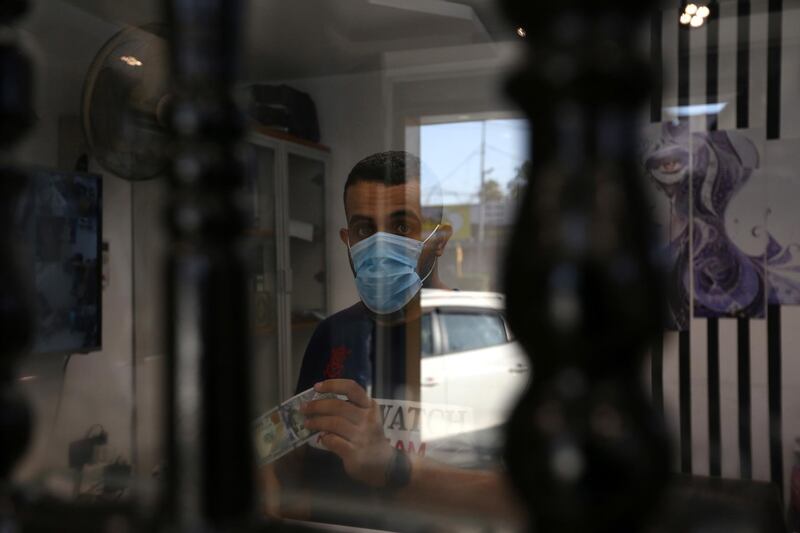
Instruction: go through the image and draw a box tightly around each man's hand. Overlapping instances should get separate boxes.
[300,379,394,488]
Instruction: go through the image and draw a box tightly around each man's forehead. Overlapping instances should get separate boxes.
[345,181,422,218]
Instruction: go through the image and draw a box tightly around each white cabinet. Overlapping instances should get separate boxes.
[246,129,330,408]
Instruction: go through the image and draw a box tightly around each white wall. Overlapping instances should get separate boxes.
[12,0,135,483]
[654,0,800,499]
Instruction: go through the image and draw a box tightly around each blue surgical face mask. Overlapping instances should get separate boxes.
[348,226,439,315]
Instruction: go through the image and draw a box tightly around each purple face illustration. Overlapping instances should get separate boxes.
[642,121,766,328]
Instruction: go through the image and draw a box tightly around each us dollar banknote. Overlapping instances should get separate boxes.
[253,387,342,465]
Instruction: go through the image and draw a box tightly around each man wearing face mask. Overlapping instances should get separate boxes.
[268,152,523,528]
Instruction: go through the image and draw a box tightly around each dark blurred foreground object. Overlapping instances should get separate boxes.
[245,84,321,143]
[0,1,35,531]
[650,475,787,533]
[0,44,34,146]
[162,0,255,530]
[500,0,671,532]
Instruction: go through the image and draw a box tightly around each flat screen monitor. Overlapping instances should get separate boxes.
[12,168,102,355]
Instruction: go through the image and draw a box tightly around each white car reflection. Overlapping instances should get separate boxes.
[420,289,529,466]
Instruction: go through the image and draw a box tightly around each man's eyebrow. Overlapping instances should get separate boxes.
[389,209,422,223]
[347,214,375,225]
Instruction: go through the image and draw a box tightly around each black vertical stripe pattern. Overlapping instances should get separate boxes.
[766,0,782,140]
[651,331,664,417]
[678,17,690,109]
[766,0,783,498]
[705,2,722,479]
[679,330,692,473]
[737,317,752,479]
[706,2,720,131]
[651,10,663,123]
[767,304,783,499]
[677,5,692,476]
[735,0,752,483]
[736,0,750,129]
[707,318,721,476]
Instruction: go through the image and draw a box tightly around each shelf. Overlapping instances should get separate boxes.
[245,228,275,238]
[291,319,321,330]
[251,125,331,153]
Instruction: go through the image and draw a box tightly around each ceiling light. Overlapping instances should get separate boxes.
[690,15,704,27]
[685,3,698,15]
[516,27,527,38]
[696,5,710,17]
[120,55,143,67]
[680,13,692,24]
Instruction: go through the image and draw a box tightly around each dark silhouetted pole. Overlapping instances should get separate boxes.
[163,1,254,530]
[500,1,671,531]
[0,0,35,520]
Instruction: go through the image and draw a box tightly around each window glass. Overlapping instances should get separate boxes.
[6,0,800,532]
[421,312,434,357]
[440,311,508,353]
[421,118,529,292]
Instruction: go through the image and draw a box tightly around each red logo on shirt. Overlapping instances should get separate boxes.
[324,345,351,379]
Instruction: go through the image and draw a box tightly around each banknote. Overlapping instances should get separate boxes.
[253,407,293,464]
[253,387,344,465]
[278,387,340,442]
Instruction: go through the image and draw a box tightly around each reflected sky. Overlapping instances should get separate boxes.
[421,119,529,206]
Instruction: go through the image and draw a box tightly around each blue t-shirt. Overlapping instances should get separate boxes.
[296,302,375,394]
[293,301,408,527]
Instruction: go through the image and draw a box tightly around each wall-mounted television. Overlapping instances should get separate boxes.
[13,168,102,355]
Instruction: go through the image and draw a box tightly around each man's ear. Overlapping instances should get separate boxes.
[433,224,453,257]
[339,228,349,247]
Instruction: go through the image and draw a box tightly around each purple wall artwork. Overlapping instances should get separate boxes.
[641,122,767,329]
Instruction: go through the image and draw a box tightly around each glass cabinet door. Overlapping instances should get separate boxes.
[286,152,327,387]
[247,144,281,413]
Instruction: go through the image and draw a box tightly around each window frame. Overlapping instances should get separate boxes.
[421,309,446,358]
[435,306,511,355]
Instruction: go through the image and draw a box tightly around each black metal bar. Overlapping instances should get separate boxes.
[706,2,719,131]
[767,304,783,500]
[766,0,782,140]
[0,0,34,503]
[736,0,751,129]
[737,317,752,479]
[734,0,753,483]
[500,1,671,530]
[677,12,692,476]
[164,1,254,529]
[651,10,663,123]
[679,329,692,473]
[651,331,664,417]
[705,2,722,479]
[707,318,721,476]
[766,0,783,498]
[678,11,690,110]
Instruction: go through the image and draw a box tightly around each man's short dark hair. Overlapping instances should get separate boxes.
[344,151,443,224]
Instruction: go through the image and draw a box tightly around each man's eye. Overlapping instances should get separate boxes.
[357,227,373,238]
[396,223,410,235]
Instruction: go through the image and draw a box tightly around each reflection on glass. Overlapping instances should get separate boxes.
[421,118,529,292]
[287,153,328,391]
[10,0,800,531]
[255,150,526,530]
[247,144,281,413]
